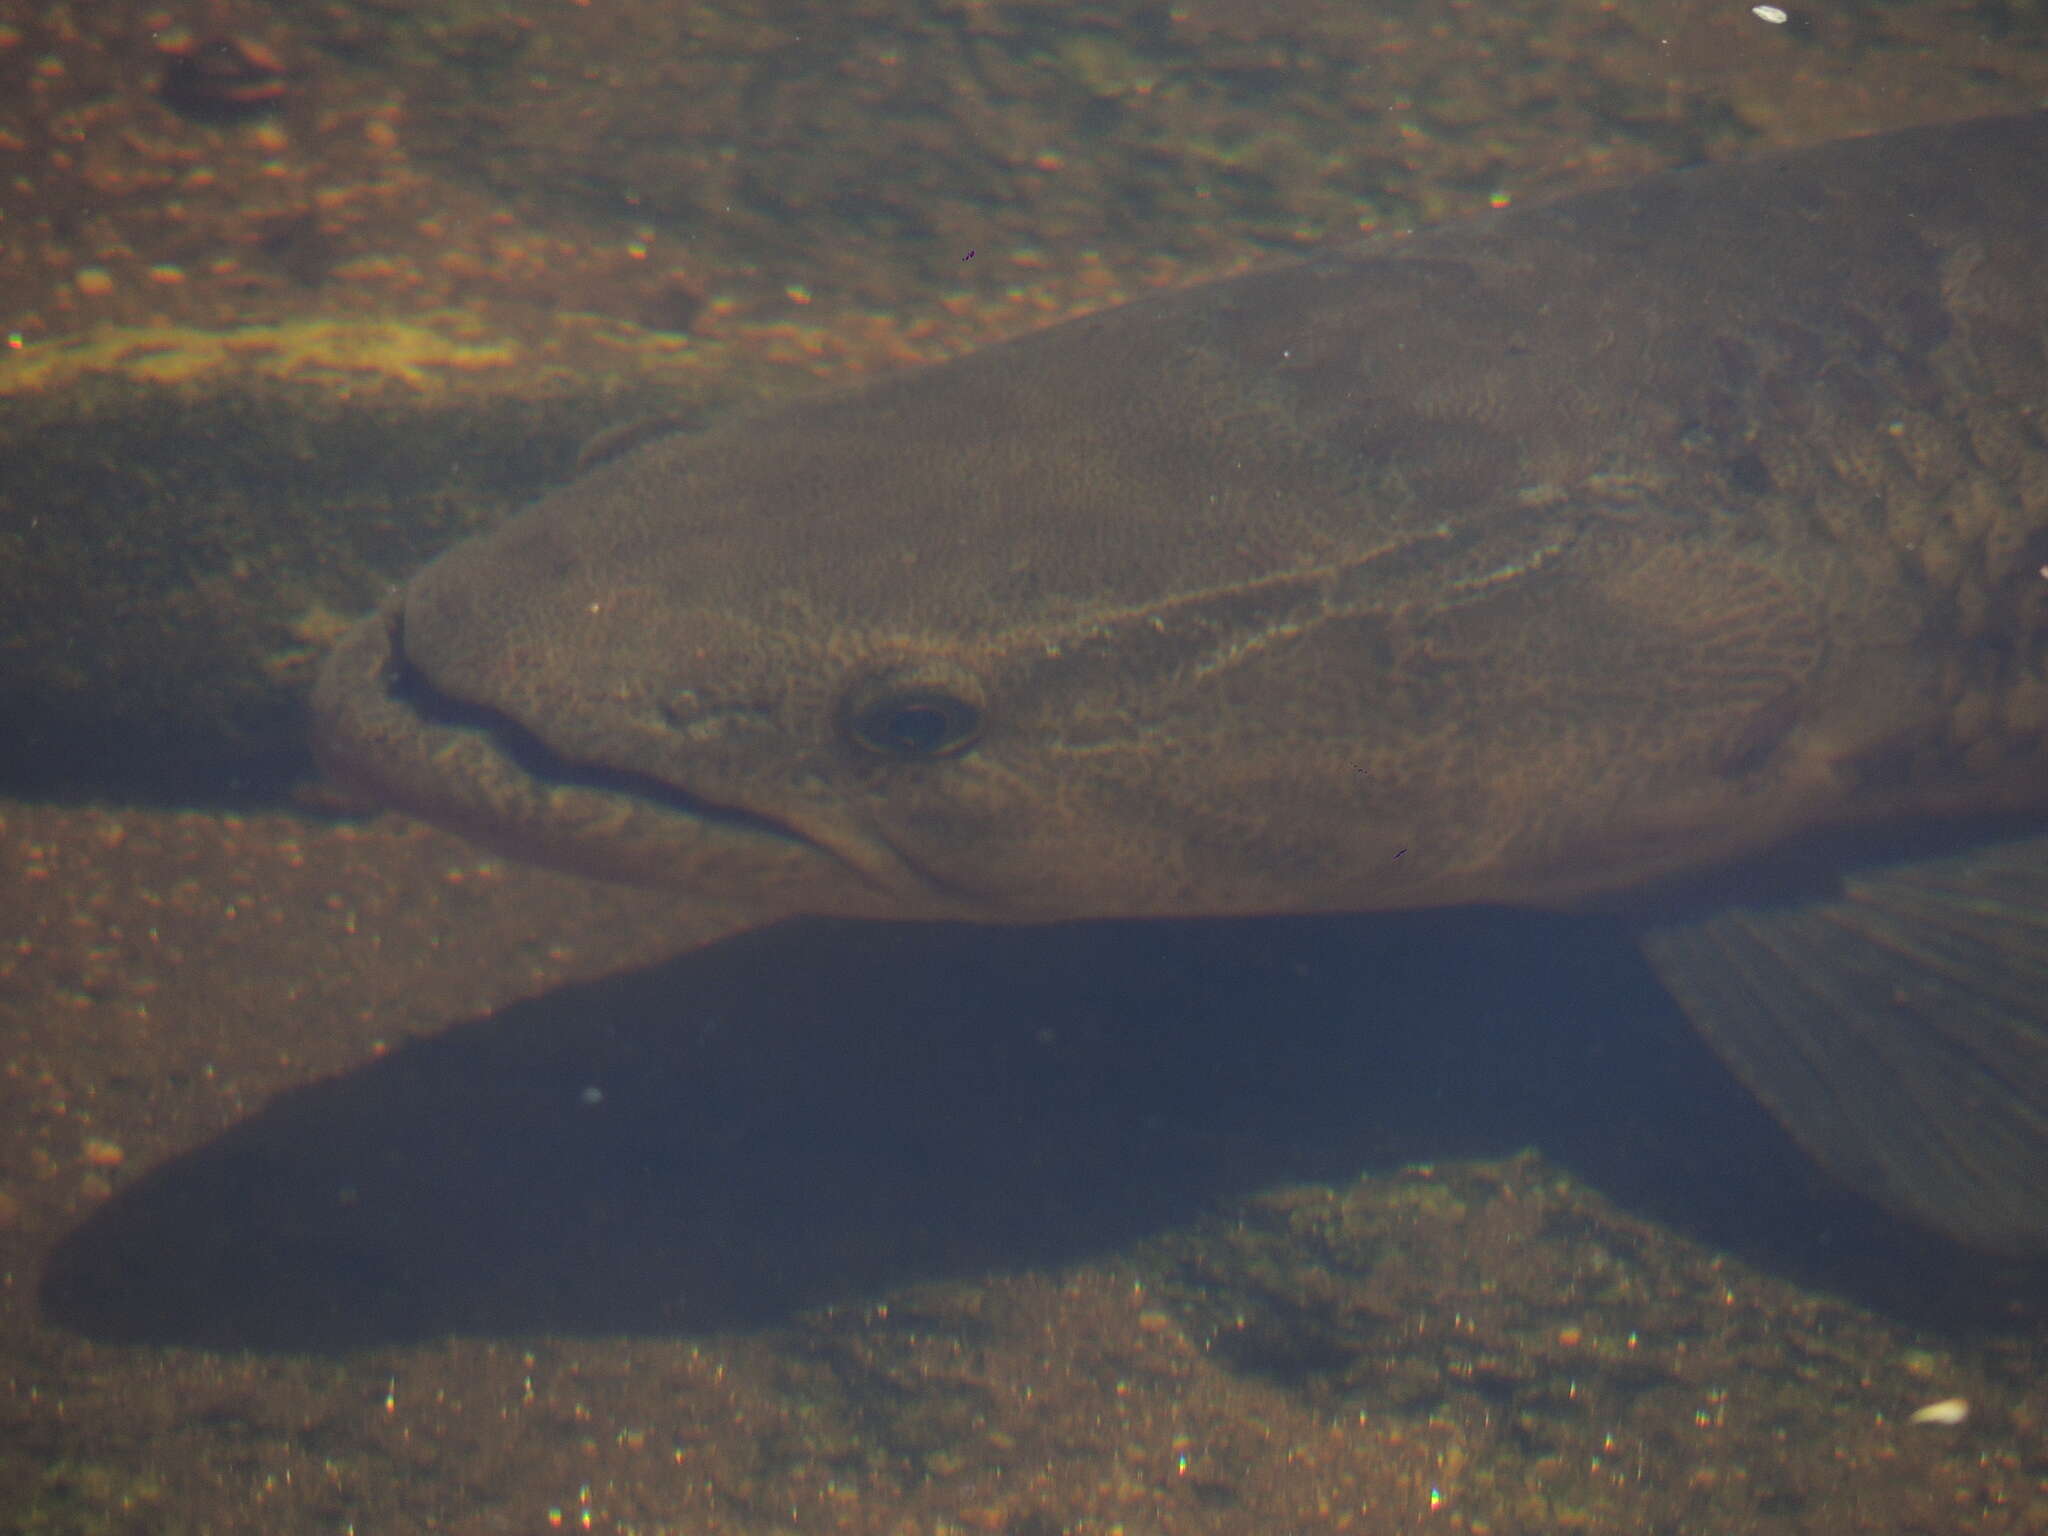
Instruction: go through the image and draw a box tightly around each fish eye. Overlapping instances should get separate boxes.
[846,689,982,760]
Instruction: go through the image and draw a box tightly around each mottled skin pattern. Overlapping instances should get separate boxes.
[317,114,2046,934]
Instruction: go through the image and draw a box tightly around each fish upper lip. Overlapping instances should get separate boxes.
[383,625,818,850]
[320,601,843,867]
[320,603,974,912]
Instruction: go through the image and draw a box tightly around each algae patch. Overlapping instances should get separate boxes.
[0,314,525,396]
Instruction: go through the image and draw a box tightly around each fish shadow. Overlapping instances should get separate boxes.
[37,909,2019,1353]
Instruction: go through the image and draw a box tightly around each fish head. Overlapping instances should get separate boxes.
[318,263,1835,924]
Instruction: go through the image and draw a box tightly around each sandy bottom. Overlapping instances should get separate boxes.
[2,798,2041,1534]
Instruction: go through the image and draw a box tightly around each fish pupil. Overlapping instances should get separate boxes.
[850,692,981,759]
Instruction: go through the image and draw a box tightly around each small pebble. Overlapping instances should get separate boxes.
[1907,1397,1969,1426]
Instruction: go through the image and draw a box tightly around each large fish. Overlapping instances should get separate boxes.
[316,114,2048,1253]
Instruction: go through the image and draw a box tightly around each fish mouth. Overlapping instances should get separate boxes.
[312,599,905,910]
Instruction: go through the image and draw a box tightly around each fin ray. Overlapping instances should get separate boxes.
[1641,833,2048,1251]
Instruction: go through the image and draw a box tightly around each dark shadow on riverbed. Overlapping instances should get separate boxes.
[38,908,2031,1353]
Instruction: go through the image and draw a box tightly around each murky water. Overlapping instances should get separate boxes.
[2,2,2043,1531]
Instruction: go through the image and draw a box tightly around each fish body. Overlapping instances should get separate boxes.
[317,115,2048,1250]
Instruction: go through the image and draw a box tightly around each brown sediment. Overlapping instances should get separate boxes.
[2,0,2040,354]
[2,795,2044,1533]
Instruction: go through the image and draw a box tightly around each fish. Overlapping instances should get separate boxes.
[315,113,2048,1254]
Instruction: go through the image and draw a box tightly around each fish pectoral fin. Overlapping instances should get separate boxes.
[1639,832,2048,1253]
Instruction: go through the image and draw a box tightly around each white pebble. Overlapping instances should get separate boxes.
[1907,1397,1969,1426]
